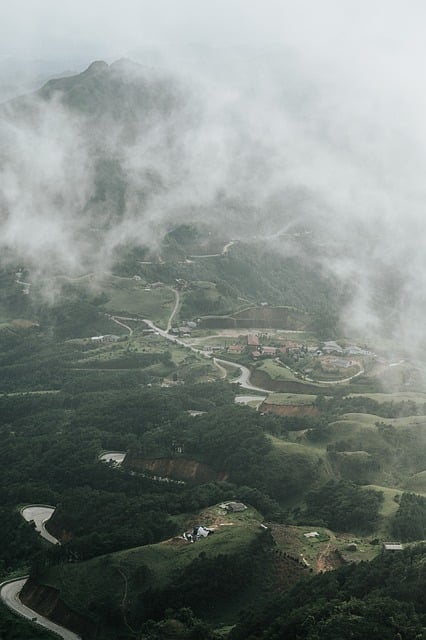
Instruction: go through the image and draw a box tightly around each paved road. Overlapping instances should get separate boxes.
[142,318,272,394]
[214,358,271,393]
[166,288,180,332]
[20,506,59,545]
[189,240,235,259]
[301,363,365,385]
[99,451,127,465]
[0,578,81,639]
[1,508,82,638]
[222,241,235,254]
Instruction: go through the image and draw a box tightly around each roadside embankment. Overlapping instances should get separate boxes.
[20,580,95,639]
[123,456,228,482]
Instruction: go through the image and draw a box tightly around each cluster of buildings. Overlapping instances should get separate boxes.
[225,334,308,361]
[223,335,374,372]
[317,341,373,357]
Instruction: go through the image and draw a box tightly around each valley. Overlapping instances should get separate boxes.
[1,224,426,638]
[0,57,426,640]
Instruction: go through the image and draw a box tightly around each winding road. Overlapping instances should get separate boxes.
[188,240,235,259]
[0,506,81,639]
[110,285,367,391]
[213,357,271,394]
[166,288,180,333]
[99,451,127,465]
[110,283,346,394]
[142,317,272,394]
[140,289,272,394]
[20,505,59,545]
[0,578,80,640]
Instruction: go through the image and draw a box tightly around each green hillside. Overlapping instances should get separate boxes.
[32,506,275,637]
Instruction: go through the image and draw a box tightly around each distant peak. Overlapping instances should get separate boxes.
[84,60,109,74]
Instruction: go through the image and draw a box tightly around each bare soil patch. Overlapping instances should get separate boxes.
[12,319,39,328]
[316,544,346,572]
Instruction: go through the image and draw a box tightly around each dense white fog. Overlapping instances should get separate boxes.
[1,1,426,347]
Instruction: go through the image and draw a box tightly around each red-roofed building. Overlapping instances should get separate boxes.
[262,346,277,356]
[247,334,259,346]
[228,344,244,354]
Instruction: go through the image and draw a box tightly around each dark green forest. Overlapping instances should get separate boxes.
[230,544,426,640]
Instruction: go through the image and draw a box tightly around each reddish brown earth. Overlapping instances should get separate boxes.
[21,580,96,639]
[269,524,345,575]
[316,544,346,572]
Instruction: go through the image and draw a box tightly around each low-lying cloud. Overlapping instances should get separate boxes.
[1,39,426,356]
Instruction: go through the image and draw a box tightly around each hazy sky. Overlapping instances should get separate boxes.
[1,0,426,64]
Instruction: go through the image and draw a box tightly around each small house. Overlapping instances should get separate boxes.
[91,334,120,344]
[383,543,403,551]
[262,346,277,356]
[322,341,344,355]
[228,344,244,354]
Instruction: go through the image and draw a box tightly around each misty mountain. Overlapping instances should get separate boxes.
[0,57,420,348]
[0,58,317,275]
[5,57,186,123]
[0,55,83,103]
[36,58,189,153]
[0,59,200,270]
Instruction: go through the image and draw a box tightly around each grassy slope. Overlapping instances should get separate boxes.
[267,413,426,543]
[311,412,426,498]
[40,507,265,627]
[404,471,426,493]
[269,435,326,459]
[364,484,404,518]
[257,360,303,381]
[348,391,426,404]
